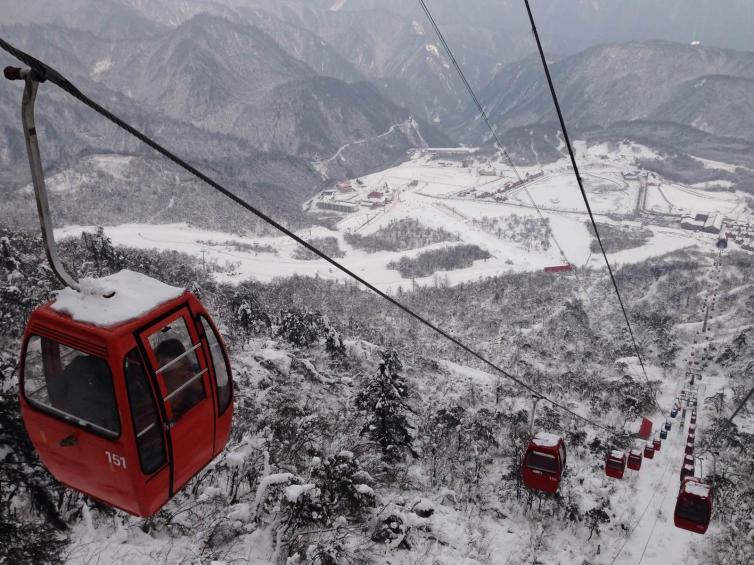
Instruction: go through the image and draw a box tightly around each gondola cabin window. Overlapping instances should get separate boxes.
[676,496,710,524]
[525,450,558,473]
[149,319,206,421]
[198,317,232,414]
[124,349,166,474]
[23,335,120,437]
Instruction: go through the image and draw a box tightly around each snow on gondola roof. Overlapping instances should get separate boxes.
[683,480,711,498]
[51,270,185,328]
[532,432,561,447]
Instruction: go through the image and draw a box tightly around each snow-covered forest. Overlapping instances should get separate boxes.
[1,227,753,564]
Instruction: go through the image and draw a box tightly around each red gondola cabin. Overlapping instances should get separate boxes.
[605,450,626,479]
[653,437,661,451]
[627,448,642,471]
[19,271,234,516]
[521,432,566,494]
[644,444,655,459]
[680,463,695,481]
[674,478,712,534]
[686,442,695,456]
[543,264,572,274]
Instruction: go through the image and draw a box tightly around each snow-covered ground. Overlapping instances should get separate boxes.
[644,182,741,217]
[56,143,750,294]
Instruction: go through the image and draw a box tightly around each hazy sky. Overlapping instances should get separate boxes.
[1,0,753,55]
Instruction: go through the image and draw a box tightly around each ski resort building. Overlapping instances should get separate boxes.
[680,216,705,231]
[316,201,358,213]
[680,213,723,234]
[703,213,723,234]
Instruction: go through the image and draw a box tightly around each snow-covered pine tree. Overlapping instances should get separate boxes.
[355,350,416,462]
[324,329,346,361]
[81,227,122,276]
[278,310,324,348]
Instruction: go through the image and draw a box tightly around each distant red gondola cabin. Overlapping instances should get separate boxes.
[522,432,566,494]
[627,448,643,471]
[605,450,627,479]
[653,438,661,451]
[644,444,655,459]
[680,463,695,481]
[19,271,234,516]
[543,264,572,274]
[674,478,713,534]
[686,442,695,456]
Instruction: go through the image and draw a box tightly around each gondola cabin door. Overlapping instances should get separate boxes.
[138,307,214,496]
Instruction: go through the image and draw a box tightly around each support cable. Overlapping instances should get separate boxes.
[0,37,618,434]
[416,0,571,266]
[521,0,665,418]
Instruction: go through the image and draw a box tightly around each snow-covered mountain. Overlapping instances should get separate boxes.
[0,13,451,230]
[453,41,754,145]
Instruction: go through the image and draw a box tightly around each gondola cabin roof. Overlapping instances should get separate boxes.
[683,479,712,498]
[532,432,561,448]
[51,270,185,329]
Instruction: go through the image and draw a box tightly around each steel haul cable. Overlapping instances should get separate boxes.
[521,0,666,418]
[0,37,617,434]
[416,0,665,418]
[416,0,572,267]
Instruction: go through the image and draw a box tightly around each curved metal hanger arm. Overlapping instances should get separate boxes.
[6,66,79,291]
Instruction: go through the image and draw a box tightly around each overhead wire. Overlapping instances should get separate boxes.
[416,0,572,267]
[521,0,666,418]
[0,37,618,434]
[682,249,754,461]
[607,455,674,565]
[416,0,665,418]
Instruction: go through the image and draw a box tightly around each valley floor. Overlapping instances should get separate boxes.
[56,142,752,294]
